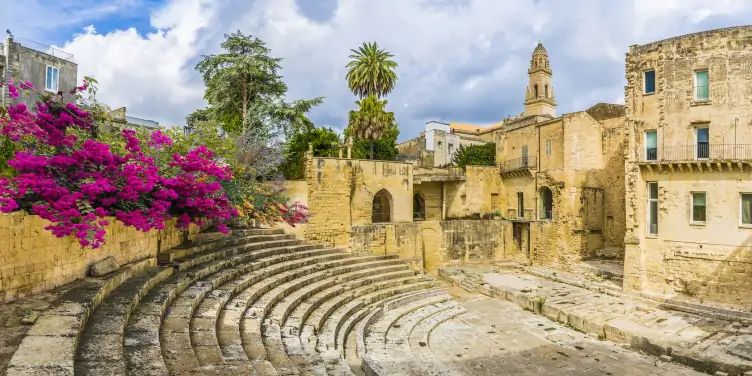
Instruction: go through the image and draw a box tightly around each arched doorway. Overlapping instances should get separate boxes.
[413,193,426,221]
[372,189,392,223]
[539,186,553,220]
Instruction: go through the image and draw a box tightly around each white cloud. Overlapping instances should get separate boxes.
[12,0,752,139]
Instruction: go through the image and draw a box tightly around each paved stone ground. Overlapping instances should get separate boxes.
[0,287,66,375]
[440,266,752,375]
[432,293,708,376]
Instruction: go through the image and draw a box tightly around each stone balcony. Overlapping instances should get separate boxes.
[499,156,537,178]
[413,166,466,183]
[638,144,752,173]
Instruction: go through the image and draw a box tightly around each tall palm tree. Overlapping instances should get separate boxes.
[347,95,395,159]
[346,42,398,99]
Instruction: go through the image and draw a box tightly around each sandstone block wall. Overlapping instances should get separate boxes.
[0,212,205,303]
[413,181,443,220]
[305,157,413,247]
[348,219,513,274]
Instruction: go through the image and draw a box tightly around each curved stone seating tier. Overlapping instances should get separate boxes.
[5,228,462,376]
[281,270,428,374]
[300,278,439,375]
[360,297,467,376]
[78,234,304,376]
[6,229,291,376]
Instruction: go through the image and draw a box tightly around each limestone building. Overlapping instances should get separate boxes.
[487,43,626,269]
[396,121,493,167]
[622,25,752,306]
[0,32,78,108]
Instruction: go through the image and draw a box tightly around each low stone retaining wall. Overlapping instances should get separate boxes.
[0,211,207,302]
[348,219,522,274]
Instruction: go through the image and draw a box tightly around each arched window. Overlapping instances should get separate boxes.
[539,187,553,220]
[533,84,539,98]
[372,189,392,223]
[544,84,549,98]
[413,193,426,221]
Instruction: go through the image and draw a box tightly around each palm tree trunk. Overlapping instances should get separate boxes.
[370,140,375,160]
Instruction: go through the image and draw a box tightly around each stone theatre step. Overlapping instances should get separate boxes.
[7,226,465,376]
[78,234,304,376]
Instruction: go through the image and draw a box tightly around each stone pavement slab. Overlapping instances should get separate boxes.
[429,296,707,376]
[440,267,752,376]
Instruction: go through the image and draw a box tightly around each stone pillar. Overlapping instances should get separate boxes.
[346,136,353,159]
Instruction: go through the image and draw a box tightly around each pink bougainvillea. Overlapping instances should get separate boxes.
[0,80,237,248]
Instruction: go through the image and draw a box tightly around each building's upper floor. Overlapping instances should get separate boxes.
[1,33,78,108]
[107,106,160,131]
[627,26,752,164]
[495,103,625,175]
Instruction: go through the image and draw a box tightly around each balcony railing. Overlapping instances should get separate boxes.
[500,156,537,173]
[641,144,752,162]
[15,38,75,63]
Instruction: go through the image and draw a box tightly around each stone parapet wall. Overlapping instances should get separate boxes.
[0,211,206,303]
[349,219,516,274]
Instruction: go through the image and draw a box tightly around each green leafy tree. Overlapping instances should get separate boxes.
[348,122,399,161]
[346,42,398,99]
[185,108,212,129]
[279,127,341,179]
[451,143,497,169]
[346,95,397,160]
[195,31,322,136]
[0,136,18,178]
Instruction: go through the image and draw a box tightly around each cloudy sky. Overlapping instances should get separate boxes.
[2,0,751,141]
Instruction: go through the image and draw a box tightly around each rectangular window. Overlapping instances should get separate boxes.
[545,140,552,156]
[691,192,706,223]
[695,70,709,101]
[647,182,658,235]
[645,130,657,161]
[696,127,709,160]
[521,145,528,166]
[45,66,59,92]
[742,194,752,225]
[517,192,524,218]
[644,70,655,94]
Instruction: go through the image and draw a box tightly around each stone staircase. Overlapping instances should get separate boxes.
[5,228,465,376]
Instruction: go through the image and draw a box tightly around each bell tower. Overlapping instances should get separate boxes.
[524,42,556,117]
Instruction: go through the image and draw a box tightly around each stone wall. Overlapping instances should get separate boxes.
[413,181,443,221]
[623,170,752,306]
[305,157,413,247]
[443,166,502,218]
[0,212,205,303]
[348,219,513,273]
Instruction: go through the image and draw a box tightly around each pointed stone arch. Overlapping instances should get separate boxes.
[539,186,553,220]
[533,84,539,98]
[372,189,393,223]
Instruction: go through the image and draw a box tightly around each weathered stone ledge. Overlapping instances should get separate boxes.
[439,266,752,376]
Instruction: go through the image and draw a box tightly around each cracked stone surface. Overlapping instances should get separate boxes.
[428,294,707,376]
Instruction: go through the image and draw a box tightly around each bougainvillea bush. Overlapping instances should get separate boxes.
[0,79,237,248]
